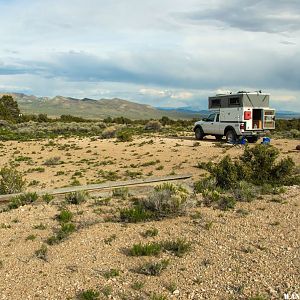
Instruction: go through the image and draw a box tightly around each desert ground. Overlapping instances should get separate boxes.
[0,135,299,300]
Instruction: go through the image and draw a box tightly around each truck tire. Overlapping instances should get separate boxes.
[247,136,259,143]
[225,130,237,143]
[215,135,223,141]
[195,127,204,140]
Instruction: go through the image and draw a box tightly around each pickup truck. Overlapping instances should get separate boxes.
[193,111,272,143]
[193,92,276,143]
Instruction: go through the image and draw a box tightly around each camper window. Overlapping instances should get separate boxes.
[211,99,221,108]
[229,97,240,106]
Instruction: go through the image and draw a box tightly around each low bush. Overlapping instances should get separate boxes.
[142,228,159,237]
[129,242,162,256]
[77,289,100,300]
[0,165,26,194]
[119,205,153,223]
[160,238,191,257]
[8,192,38,209]
[65,191,89,204]
[35,244,48,261]
[112,187,129,199]
[47,222,76,245]
[232,181,259,202]
[141,183,192,217]
[44,156,62,166]
[42,193,54,203]
[196,145,299,209]
[137,259,169,276]
[101,126,118,139]
[103,268,120,279]
[144,120,162,131]
[57,210,73,223]
[116,129,133,142]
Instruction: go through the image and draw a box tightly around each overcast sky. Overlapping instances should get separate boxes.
[0,0,299,111]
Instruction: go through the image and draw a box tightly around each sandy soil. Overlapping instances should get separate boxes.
[0,135,299,190]
[0,135,299,300]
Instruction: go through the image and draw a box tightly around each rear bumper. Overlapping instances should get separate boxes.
[241,131,268,137]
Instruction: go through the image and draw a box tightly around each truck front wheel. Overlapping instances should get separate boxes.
[225,130,237,143]
[195,127,204,140]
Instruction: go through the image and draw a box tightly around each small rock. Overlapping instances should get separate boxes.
[173,290,180,296]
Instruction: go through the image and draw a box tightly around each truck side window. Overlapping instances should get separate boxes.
[229,97,240,106]
[215,114,219,122]
[207,114,215,122]
[211,99,221,108]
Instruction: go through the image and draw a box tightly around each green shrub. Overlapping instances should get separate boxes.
[142,228,159,237]
[103,268,120,279]
[232,181,258,202]
[160,239,191,257]
[65,191,89,204]
[57,210,73,223]
[119,205,153,223]
[137,259,169,276]
[8,192,38,209]
[77,289,100,300]
[240,145,295,185]
[0,165,26,194]
[116,129,133,142]
[47,222,76,245]
[211,156,238,189]
[194,177,220,194]
[217,195,236,210]
[199,144,298,190]
[112,187,129,199]
[35,244,48,261]
[129,242,162,256]
[42,193,54,203]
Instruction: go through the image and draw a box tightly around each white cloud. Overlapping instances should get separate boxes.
[0,0,299,111]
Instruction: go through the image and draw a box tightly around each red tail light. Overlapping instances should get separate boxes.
[240,123,245,130]
[244,111,252,120]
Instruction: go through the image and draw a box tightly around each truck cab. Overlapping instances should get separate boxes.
[193,91,275,143]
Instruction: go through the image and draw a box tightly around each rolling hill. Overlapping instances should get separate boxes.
[0,93,199,120]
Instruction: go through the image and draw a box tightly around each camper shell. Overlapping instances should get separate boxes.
[193,91,276,143]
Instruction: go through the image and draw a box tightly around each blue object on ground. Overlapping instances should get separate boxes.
[261,137,271,144]
[240,137,247,145]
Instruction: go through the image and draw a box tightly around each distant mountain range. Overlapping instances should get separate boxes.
[0,93,199,120]
[1,93,299,120]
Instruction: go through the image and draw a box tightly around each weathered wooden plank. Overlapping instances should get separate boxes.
[0,173,192,202]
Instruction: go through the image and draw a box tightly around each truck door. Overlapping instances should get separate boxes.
[202,113,220,135]
[263,109,275,129]
[212,113,220,134]
[201,113,216,133]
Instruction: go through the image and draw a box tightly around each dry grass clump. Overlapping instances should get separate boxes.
[141,183,192,217]
[0,165,26,194]
[101,126,119,139]
[119,183,193,222]
[144,120,162,131]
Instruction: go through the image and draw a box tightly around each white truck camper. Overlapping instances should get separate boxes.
[193,91,276,143]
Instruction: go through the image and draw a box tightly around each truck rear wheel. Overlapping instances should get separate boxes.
[195,127,204,140]
[226,130,237,143]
